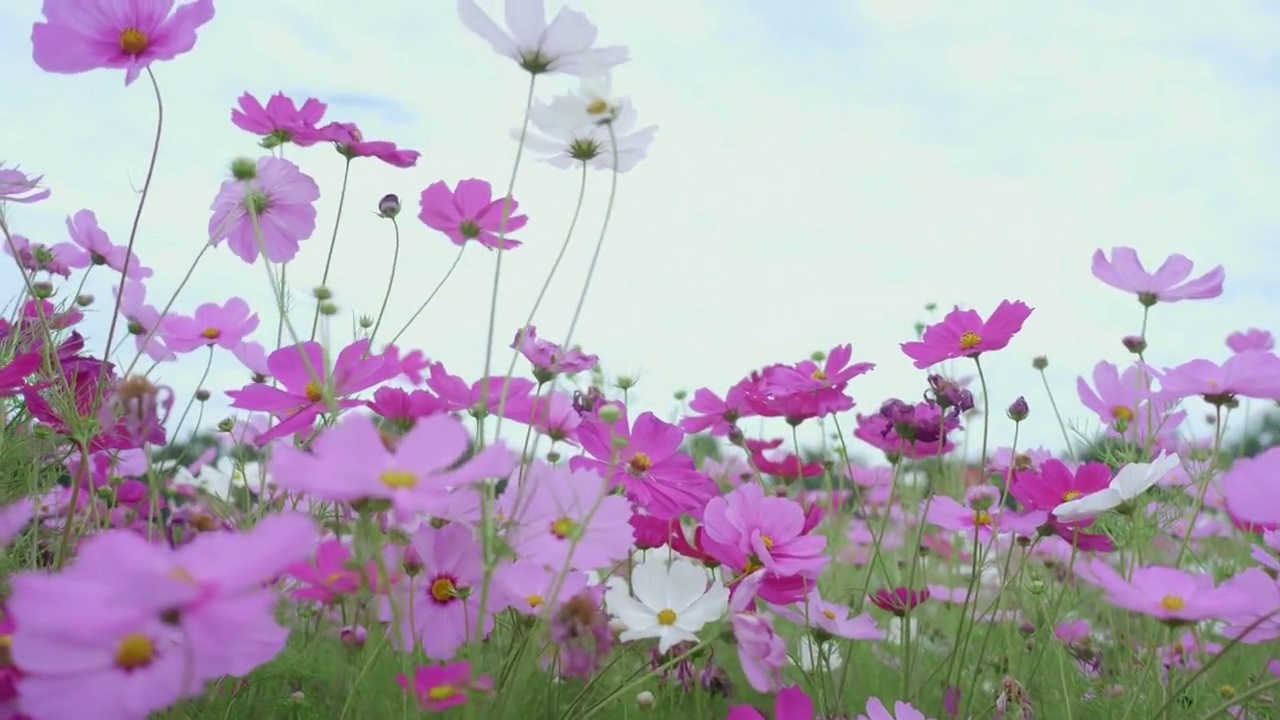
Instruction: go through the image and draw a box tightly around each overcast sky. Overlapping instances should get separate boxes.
[3,0,1278,461]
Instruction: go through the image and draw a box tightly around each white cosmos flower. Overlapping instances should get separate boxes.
[519,93,657,174]
[1053,453,1181,523]
[455,0,629,76]
[605,557,729,654]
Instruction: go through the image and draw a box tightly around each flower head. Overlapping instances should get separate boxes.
[901,300,1034,369]
[1053,453,1181,523]
[32,0,216,86]
[1091,247,1224,305]
[231,92,328,147]
[208,157,320,264]
[604,557,729,654]
[398,661,492,712]
[456,0,629,76]
[0,163,51,204]
[419,179,527,250]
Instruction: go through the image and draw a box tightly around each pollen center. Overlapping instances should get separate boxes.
[973,510,993,526]
[821,609,836,620]
[380,469,417,489]
[1111,406,1134,422]
[656,608,678,626]
[526,594,544,609]
[811,369,827,381]
[628,452,652,473]
[586,99,609,115]
[1160,595,1185,612]
[430,577,458,603]
[304,381,324,403]
[1062,490,1082,502]
[959,331,982,350]
[550,516,580,540]
[118,27,148,55]
[760,534,775,550]
[427,684,459,701]
[200,327,220,340]
[114,632,155,670]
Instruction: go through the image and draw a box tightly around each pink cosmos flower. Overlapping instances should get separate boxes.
[747,345,876,421]
[0,164,50,204]
[924,494,1046,541]
[680,380,753,437]
[505,390,582,443]
[500,463,634,572]
[160,297,258,354]
[776,589,885,641]
[31,0,216,86]
[726,685,814,720]
[1091,247,1224,305]
[225,339,400,445]
[208,156,320,264]
[285,538,375,605]
[398,661,492,712]
[426,363,535,419]
[731,612,787,693]
[900,300,1034,369]
[869,587,930,617]
[1220,447,1280,532]
[1077,360,1186,443]
[419,179,527,250]
[270,412,513,513]
[0,352,41,399]
[858,697,934,720]
[1145,351,1280,406]
[456,0,629,76]
[571,407,718,521]
[511,325,597,379]
[3,234,73,278]
[1080,561,1248,626]
[300,121,420,167]
[56,209,150,278]
[366,387,448,424]
[494,561,589,616]
[384,523,493,659]
[1217,567,1280,644]
[1009,459,1114,551]
[1227,328,1274,354]
[231,92,327,145]
[702,481,827,580]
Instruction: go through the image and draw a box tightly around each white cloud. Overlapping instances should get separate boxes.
[2,0,1277,462]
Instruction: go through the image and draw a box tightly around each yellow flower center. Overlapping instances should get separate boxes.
[628,452,652,473]
[526,594,544,609]
[550,516,579,540]
[169,567,197,584]
[430,577,458,603]
[1111,406,1134,422]
[379,470,417,489]
[656,608,677,626]
[118,28,148,55]
[760,534,774,550]
[427,684,459,701]
[1062,490,1082,501]
[973,510,993,526]
[743,556,763,574]
[586,99,609,115]
[822,609,836,620]
[1160,595,1185,612]
[959,331,982,350]
[200,327,220,340]
[304,381,324,403]
[811,369,827,381]
[114,632,155,670]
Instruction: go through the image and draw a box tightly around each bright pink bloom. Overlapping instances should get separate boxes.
[1091,247,1224,304]
[366,386,448,424]
[225,339,400,444]
[1077,360,1186,443]
[1145,351,1280,405]
[302,122,420,167]
[285,538,373,604]
[1080,561,1248,625]
[753,344,875,419]
[398,661,492,712]
[0,164,50,204]
[384,523,493,659]
[511,325,597,379]
[702,482,827,580]
[1220,447,1280,532]
[160,297,258,354]
[505,390,582,443]
[777,589,885,641]
[0,352,41,398]
[1217,568,1280,644]
[900,300,1034,369]
[115,280,173,362]
[57,209,150,278]
[1227,328,1274,354]
[680,380,753,437]
[270,412,513,513]
[419,178,527,250]
[500,463,634,572]
[571,407,717,520]
[426,363,535,419]
[3,234,73,278]
[924,495,1045,541]
[726,685,814,720]
[731,612,787,693]
[231,92,327,143]
[31,0,216,86]
[869,587,930,617]
[208,156,320,264]
[1011,460,1110,513]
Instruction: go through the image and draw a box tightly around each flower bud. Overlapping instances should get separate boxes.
[1122,335,1147,354]
[229,157,257,181]
[378,193,401,218]
[1006,396,1029,422]
[1031,356,1048,370]
[598,403,623,423]
[635,691,655,709]
[312,285,333,301]
[195,388,211,402]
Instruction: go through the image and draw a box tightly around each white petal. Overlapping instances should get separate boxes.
[655,626,699,655]
[665,558,711,611]
[1114,453,1181,500]
[676,581,729,631]
[629,559,670,610]
[1053,488,1122,522]
[606,591,656,632]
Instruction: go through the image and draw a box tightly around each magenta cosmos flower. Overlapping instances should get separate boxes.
[1227,328,1274,354]
[419,179,527,250]
[1145,351,1280,406]
[58,209,151,279]
[570,407,718,521]
[457,0,629,76]
[231,91,328,146]
[384,523,493,660]
[900,300,1033,369]
[208,156,320,264]
[31,0,216,86]
[500,463,633,572]
[398,661,492,712]
[304,121,421,167]
[726,685,814,720]
[160,296,258,354]
[701,481,827,579]
[0,163,51,204]
[1091,247,1224,306]
[511,325,598,380]
[1081,561,1248,626]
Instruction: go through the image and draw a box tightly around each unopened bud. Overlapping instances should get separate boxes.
[546,450,561,464]
[1006,396,1029,422]
[1122,335,1147,354]
[76,293,94,307]
[312,286,333,301]
[195,388,211,402]
[635,691,655,709]
[319,301,338,316]
[810,350,826,362]
[378,193,401,219]
[1031,356,1048,370]
[598,404,622,423]
[616,375,638,390]
[31,281,54,299]
[673,389,688,402]
[358,315,374,329]
[229,157,257,181]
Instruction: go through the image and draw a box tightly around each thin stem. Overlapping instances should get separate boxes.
[366,217,401,350]
[386,245,466,348]
[974,355,992,468]
[561,126,620,352]
[309,158,352,341]
[1039,367,1078,462]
